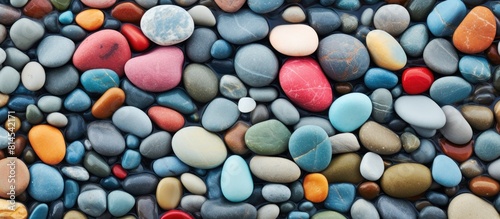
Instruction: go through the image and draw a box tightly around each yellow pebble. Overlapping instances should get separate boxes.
[75,9,105,31]
[4,116,21,133]
[0,198,28,219]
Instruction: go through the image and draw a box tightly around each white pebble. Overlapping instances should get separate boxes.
[360,152,384,181]
[46,112,68,128]
[238,97,256,113]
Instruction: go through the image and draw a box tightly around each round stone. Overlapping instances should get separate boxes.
[183,63,219,103]
[245,119,291,155]
[28,124,66,165]
[217,9,268,44]
[140,5,194,46]
[474,130,500,161]
[112,106,152,138]
[400,23,429,57]
[269,24,318,56]
[448,193,500,219]
[249,156,301,183]
[234,43,279,87]
[180,173,206,195]
[453,6,496,54]
[423,38,459,75]
[360,152,384,181]
[329,92,372,132]
[289,125,332,172]
[238,97,256,113]
[139,131,172,159]
[394,95,446,129]
[359,121,401,155]
[107,190,135,217]
[87,121,126,156]
[202,98,240,132]
[28,163,64,202]
[366,29,407,71]
[37,35,75,68]
[380,163,432,198]
[262,184,291,203]
[432,155,462,187]
[156,177,183,210]
[373,4,410,36]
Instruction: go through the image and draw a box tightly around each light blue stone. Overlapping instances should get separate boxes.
[432,155,462,187]
[156,88,197,114]
[66,141,85,164]
[0,127,9,149]
[77,187,107,217]
[64,179,79,208]
[221,155,253,202]
[324,183,356,213]
[364,68,398,90]
[28,163,64,202]
[211,39,233,59]
[411,139,436,164]
[217,9,269,45]
[152,156,190,177]
[234,43,279,87]
[247,0,284,13]
[429,76,472,105]
[140,5,194,46]
[288,211,310,219]
[58,11,74,25]
[121,150,141,170]
[474,130,500,161]
[289,125,332,172]
[112,106,152,138]
[334,0,360,10]
[426,0,467,37]
[64,88,91,112]
[459,56,491,83]
[329,92,372,132]
[126,134,140,149]
[7,95,35,111]
[108,190,135,217]
[100,176,121,190]
[202,98,240,132]
[400,24,429,57]
[80,68,120,94]
[29,203,48,219]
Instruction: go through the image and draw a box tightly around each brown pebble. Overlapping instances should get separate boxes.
[469,176,500,197]
[0,93,8,107]
[0,158,30,199]
[486,43,500,65]
[91,87,126,119]
[461,105,494,131]
[459,159,484,179]
[335,82,353,94]
[224,121,250,155]
[4,116,21,133]
[357,181,380,200]
[445,186,459,197]
[22,147,36,164]
[22,0,53,19]
[0,198,28,219]
[0,151,5,159]
[494,100,500,125]
[321,153,363,184]
[0,5,22,25]
[13,136,26,157]
[414,200,432,211]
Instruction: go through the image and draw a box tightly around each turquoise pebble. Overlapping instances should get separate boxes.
[121,149,141,170]
[364,68,399,90]
[426,0,467,37]
[474,130,500,161]
[288,211,310,219]
[289,125,332,172]
[108,190,135,217]
[400,24,428,57]
[328,92,372,132]
[7,95,35,111]
[80,68,120,94]
[221,155,254,202]
[247,0,284,13]
[126,134,140,149]
[210,39,233,59]
[431,155,462,187]
[100,176,121,190]
[58,11,74,25]
[334,0,361,10]
[66,141,85,164]
[459,56,491,83]
[429,76,472,105]
[64,179,79,208]
[324,183,356,213]
[28,163,64,202]
[202,98,240,132]
[29,203,48,219]
[156,88,197,114]
[64,88,91,112]
[152,156,190,177]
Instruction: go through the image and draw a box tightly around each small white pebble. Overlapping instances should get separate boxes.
[46,112,68,127]
[238,97,256,113]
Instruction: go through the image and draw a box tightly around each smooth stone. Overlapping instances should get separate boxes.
[112,106,152,138]
[361,8,374,26]
[469,176,500,197]
[489,159,500,181]
[29,203,48,219]
[172,126,227,169]
[351,199,380,219]
[306,7,341,35]
[333,0,360,10]
[108,190,135,217]
[340,13,358,33]
[136,195,158,219]
[65,141,85,165]
[324,183,355,213]
[83,151,111,177]
[64,180,79,208]
[186,27,217,63]
[373,4,410,36]
[423,38,459,75]
[459,56,491,83]
[0,48,4,65]
[359,121,401,155]
[64,114,86,142]
[329,133,360,154]
[432,155,462,187]
[257,204,280,219]
[318,33,370,81]
[201,199,257,219]
[418,206,446,219]
[120,23,150,52]
[139,131,171,159]
[401,132,420,153]
[214,0,245,12]
[60,25,86,41]
[322,153,363,184]
[180,173,206,195]
[7,95,35,111]
[87,121,125,156]
[3,48,29,71]
[207,168,223,199]
[20,61,45,91]
[262,184,291,203]
[238,97,256,113]
[9,18,45,50]
[289,181,305,202]
[77,186,106,217]
[360,152,384,181]
[180,195,207,213]
[156,177,183,210]
[401,67,434,95]
[37,95,62,113]
[0,66,20,94]
[461,105,494,130]
[63,89,91,112]
[426,191,449,206]
[110,1,144,24]
[119,79,154,110]
[183,63,219,103]
[364,68,398,90]
[80,69,119,94]
[400,24,429,57]
[250,104,269,124]
[221,155,253,202]
[370,88,393,123]
[270,98,300,125]
[294,117,335,136]
[61,166,89,181]
[122,173,158,196]
[224,121,250,155]
[188,5,216,27]
[269,24,318,56]
[28,124,66,165]
[44,65,79,95]
[247,0,283,13]
[426,0,467,37]
[148,106,185,132]
[376,195,417,219]
[311,211,346,219]
[37,35,75,68]
[406,0,435,21]
[140,5,193,46]
[81,0,115,8]
[28,163,64,202]
[366,29,407,71]
[460,158,483,178]
[152,156,189,177]
[249,87,279,102]
[448,193,500,219]
[282,6,306,23]
[211,39,233,59]
[0,199,28,218]
[430,76,472,105]
[46,112,67,127]
[289,125,332,172]
[26,104,43,124]
[202,98,240,132]
[91,87,125,119]
[475,130,500,161]
[250,156,300,183]
[217,9,268,44]
[245,119,290,155]
[394,95,446,129]
[453,6,496,54]
[234,43,279,87]
[0,5,21,25]
[439,105,473,144]
[303,173,328,203]
[381,163,432,198]
[156,88,197,114]
[0,158,29,199]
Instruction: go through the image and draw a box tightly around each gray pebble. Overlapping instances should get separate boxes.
[262,184,291,203]
[250,104,269,124]
[112,106,153,138]
[217,9,269,45]
[423,38,458,75]
[4,47,30,71]
[373,4,410,36]
[139,131,172,159]
[234,43,279,87]
[87,121,126,156]
[46,112,68,128]
[294,117,335,136]
[201,199,257,219]
[270,98,300,125]
[186,27,218,63]
[180,195,207,213]
[248,87,278,102]
[0,66,20,94]
[351,199,380,219]
[37,95,62,113]
[370,88,394,124]
[341,13,358,33]
[37,35,75,68]
[410,139,436,164]
[44,65,79,95]
[61,166,90,181]
[183,63,219,103]
[219,75,247,99]
[9,18,45,50]
[77,186,107,217]
[136,0,158,8]
[202,98,240,132]
[61,25,87,42]
[361,8,374,26]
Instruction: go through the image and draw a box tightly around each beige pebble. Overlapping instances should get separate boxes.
[329,133,360,154]
[21,61,45,91]
[282,6,306,23]
[269,24,318,57]
[359,121,401,155]
[249,155,301,183]
[180,173,207,195]
[460,105,494,131]
[448,193,500,219]
[400,132,420,153]
[156,177,183,210]
[187,5,216,27]
[63,210,87,219]
[0,198,28,219]
[0,93,8,107]
[380,163,432,198]
[0,158,30,199]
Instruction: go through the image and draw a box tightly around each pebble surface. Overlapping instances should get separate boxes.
[2,0,500,218]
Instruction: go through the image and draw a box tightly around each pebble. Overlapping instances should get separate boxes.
[249,156,301,183]
[9,18,45,50]
[187,5,216,27]
[75,9,104,31]
[426,0,467,37]
[474,130,500,161]
[248,87,279,102]
[289,125,332,172]
[37,35,75,68]
[0,66,20,94]
[121,149,141,170]
[77,185,107,217]
[28,124,66,165]
[373,4,410,36]
[303,173,328,203]
[361,8,374,26]
[370,88,394,123]
[148,106,185,132]
[80,69,120,94]
[183,63,219,103]
[351,199,380,219]
[60,25,86,41]
[257,204,280,219]
[29,203,48,219]
[394,95,446,129]
[0,5,21,25]
[381,163,432,198]
[453,6,496,54]
[156,177,183,210]
[364,68,398,90]
[270,24,318,56]
[83,151,111,177]
[139,131,171,159]
[44,65,79,95]
[439,105,473,144]
[324,183,355,213]
[469,176,500,197]
[107,190,135,217]
[294,117,335,136]
[211,39,233,60]
[423,38,459,75]
[3,48,29,71]
[238,97,256,113]
[460,105,494,130]
[61,166,89,181]
[120,80,155,110]
[429,76,472,105]
[247,0,283,13]
[214,0,245,13]
[399,24,429,57]
[282,6,306,23]
[360,152,384,181]
[402,67,434,95]
[156,88,197,114]
[87,121,126,156]
[140,5,193,46]
[376,195,417,219]
[152,156,189,177]
[136,196,159,219]
[28,163,64,202]
[121,23,150,52]
[21,61,45,91]
[186,27,217,63]
[217,9,269,44]
[200,199,257,219]
[180,195,206,213]
[64,114,86,142]
[221,155,253,202]
[81,0,115,8]
[180,173,206,195]
[460,158,483,178]
[340,13,358,33]
[223,121,249,155]
[111,2,144,23]
[202,98,240,132]
[91,87,125,119]
[311,211,346,219]
[432,155,462,187]
[46,112,68,127]
[112,106,152,138]
[0,158,29,199]
[270,98,300,125]
[447,193,500,219]
[234,43,278,87]
[262,184,291,203]
[459,56,491,83]
[329,92,371,132]
[245,119,291,155]
[65,141,85,165]
[329,133,360,154]
[366,29,407,71]
[123,173,158,196]
[322,153,363,184]
[359,121,401,155]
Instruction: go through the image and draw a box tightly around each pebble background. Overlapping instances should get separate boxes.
[1,0,500,218]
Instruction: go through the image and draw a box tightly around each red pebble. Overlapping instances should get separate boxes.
[121,23,150,52]
[439,138,473,162]
[72,29,131,76]
[279,57,333,112]
[23,0,53,19]
[112,164,128,179]
[402,67,434,95]
[111,2,144,24]
[160,210,194,219]
[147,106,185,132]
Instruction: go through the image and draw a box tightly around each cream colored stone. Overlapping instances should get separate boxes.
[156,177,183,210]
[282,6,306,23]
[329,133,361,154]
[0,93,8,107]
[188,5,216,27]
[269,24,318,57]
[21,61,45,91]
[63,210,87,219]
[448,193,500,219]
[180,173,207,195]
[359,121,401,155]
[249,155,301,183]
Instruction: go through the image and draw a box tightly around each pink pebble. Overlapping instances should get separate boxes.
[81,0,116,8]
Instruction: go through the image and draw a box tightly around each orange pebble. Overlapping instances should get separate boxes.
[92,87,126,119]
[303,173,329,203]
[28,124,66,165]
[75,9,105,31]
[453,6,496,54]
[148,106,185,132]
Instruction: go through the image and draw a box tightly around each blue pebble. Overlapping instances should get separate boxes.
[364,0,379,4]
[494,195,500,212]
[474,130,500,161]
[100,176,121,190]
[490,2,500,18]
[202,98,240,132]
[459,56,491,83]
[288,211,310,219]
[329,92,372,132]
[126,134,140,149]
[7,95,35,111]
[64,88,91,112]
[64,180,79,208]
[66,141,85,164]
[334,0,361,10]
[12,84,36,95]
[0,107,7,124]
[156,88,197,114]
[80,69,120,94]
[426,0,467,37]
[207,167,223,199]
[426,191,448,206]
[108,190,135,217]
[429,76,472,105]
[289,125,332,172]
[364,68,399,90]
[152,156,190,177]
[411,139,436,164]
[210,39,233,59]
[400,24,429,57]
[121,150,141,170]
[29,203,48,219]
[324,183,356,213]
[28,163,65,202]
[247,0,284,13]
[59,11,74,25]
[320,0,336,6]
[194,168,207,176]
[432,155,462,187]
[221,155,254,202]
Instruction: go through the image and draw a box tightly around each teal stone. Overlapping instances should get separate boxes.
[288,211,310,219]
[431,155,462,187]
[7,95,35,111]
[121,149,141,170]
[28,163,65,202]
[66,141,85,164]
[426,0,467,37]
[400,24,429,57]
[202,98,240,132]
[211,39,233,59]
[324,183,356,213]
[29,203,48,219]
[108,190,135,217]
[247,0,284,13]
[474,130,500,161]
[364,68,399,90]
[459,56,491,84]
[152,156,190,177]
[156,88,197,114]
[58,11,74,25]
[289,125,332,172]
[64,88,91,112]
[429,76,472,105]
[334,0,361,10]
[245,119,291,155]
[329,92,372,132]
[221,155,254,202]
[80,69,120,94]
[100,176,121,190]
[0,107,8,124]
[126,134,140,149]
[64,179,79,208]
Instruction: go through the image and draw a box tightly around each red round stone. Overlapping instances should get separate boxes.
[439,138,473,162]
[402,67,434,95]
[279,57,333,112]
[121,23,150,52]
[160,210,194,219]
[111,2,144,24]
[112,164,128,179]
[147,106,185,132]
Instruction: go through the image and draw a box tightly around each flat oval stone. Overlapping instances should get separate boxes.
[475,130,500,161]
[426,0,467,37]
[63,89,91,112]
[329,92,372,132]
[321,153,363,184]
[423,38,459,75]
[156,88,196,114]
[37,35,75,68]
[306,7,341,35]
[359,121,401,155]
[28,163,64,202]
[201,199,257,219]
[448,193,500,219]
[121,23,150,52]
[180,173,206,195]
[120,79,155,110]
[351,199,380,219]
[400,24,429,57]
[303,173,328,203]
[360,152,384,181]
[77,186,107,217]
[269,24,318,56]
[453,6,496,54]
[111,2,144,24]
[188,5,216,27]
[125,47,184,92]
[373,4,410,36]
[217,9,268,44]
[366,29,407,71]
[289,125,332,172]
[28,124,66,165]
[295,117,335,136]
[156,177,183,210]
[324,183,355,213]
[107,190,135,217]
[211,39,233,60]
[461,105,494,130]
[234,43,278,87]
[3,48,29,71]
[80,69,120,94]
[0,66,20,94]
[488,159,500,181]
[380,163,432,198]
[469,176,500,197]
[429,76,472,105]
[245,119,291,155]
[221,155,253,202]
[376,195,417,219]
[257,204,280,219]
[83,151,111,177]
[439,105,473,145]
[248,87,279,102]
[459,56,491,83]
[91,87,125,119]
[81,0,115,8]
[44,65,79,96]
[432,155,462,187]
[46,112,68,128]
[318,33,370,81]
[180,195,206,212]
[139,131,171,159]
[280,57,333,112]
[247,0,283,13]
[262,184,291,203]
[183,63,219,103]
[9,18,45,50]
[75,9,104,31]
[394,95,446,129]
[148,106,185,132]
[250,156,300,183]
[270,98,300,125]
[152,156,189,177]
[224,121,249,155]
[0,158,29,199]
[172,126,227,169]
[364,68,398,90]
[140,5,194,46]
[370,88,393,124]
[329,133,360,154]
[460,158,483,178]
[202,98,240,132]
[122,173,158,196]
[61,166,89,181]
[112,106,152,138]
[87,121,126,156]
